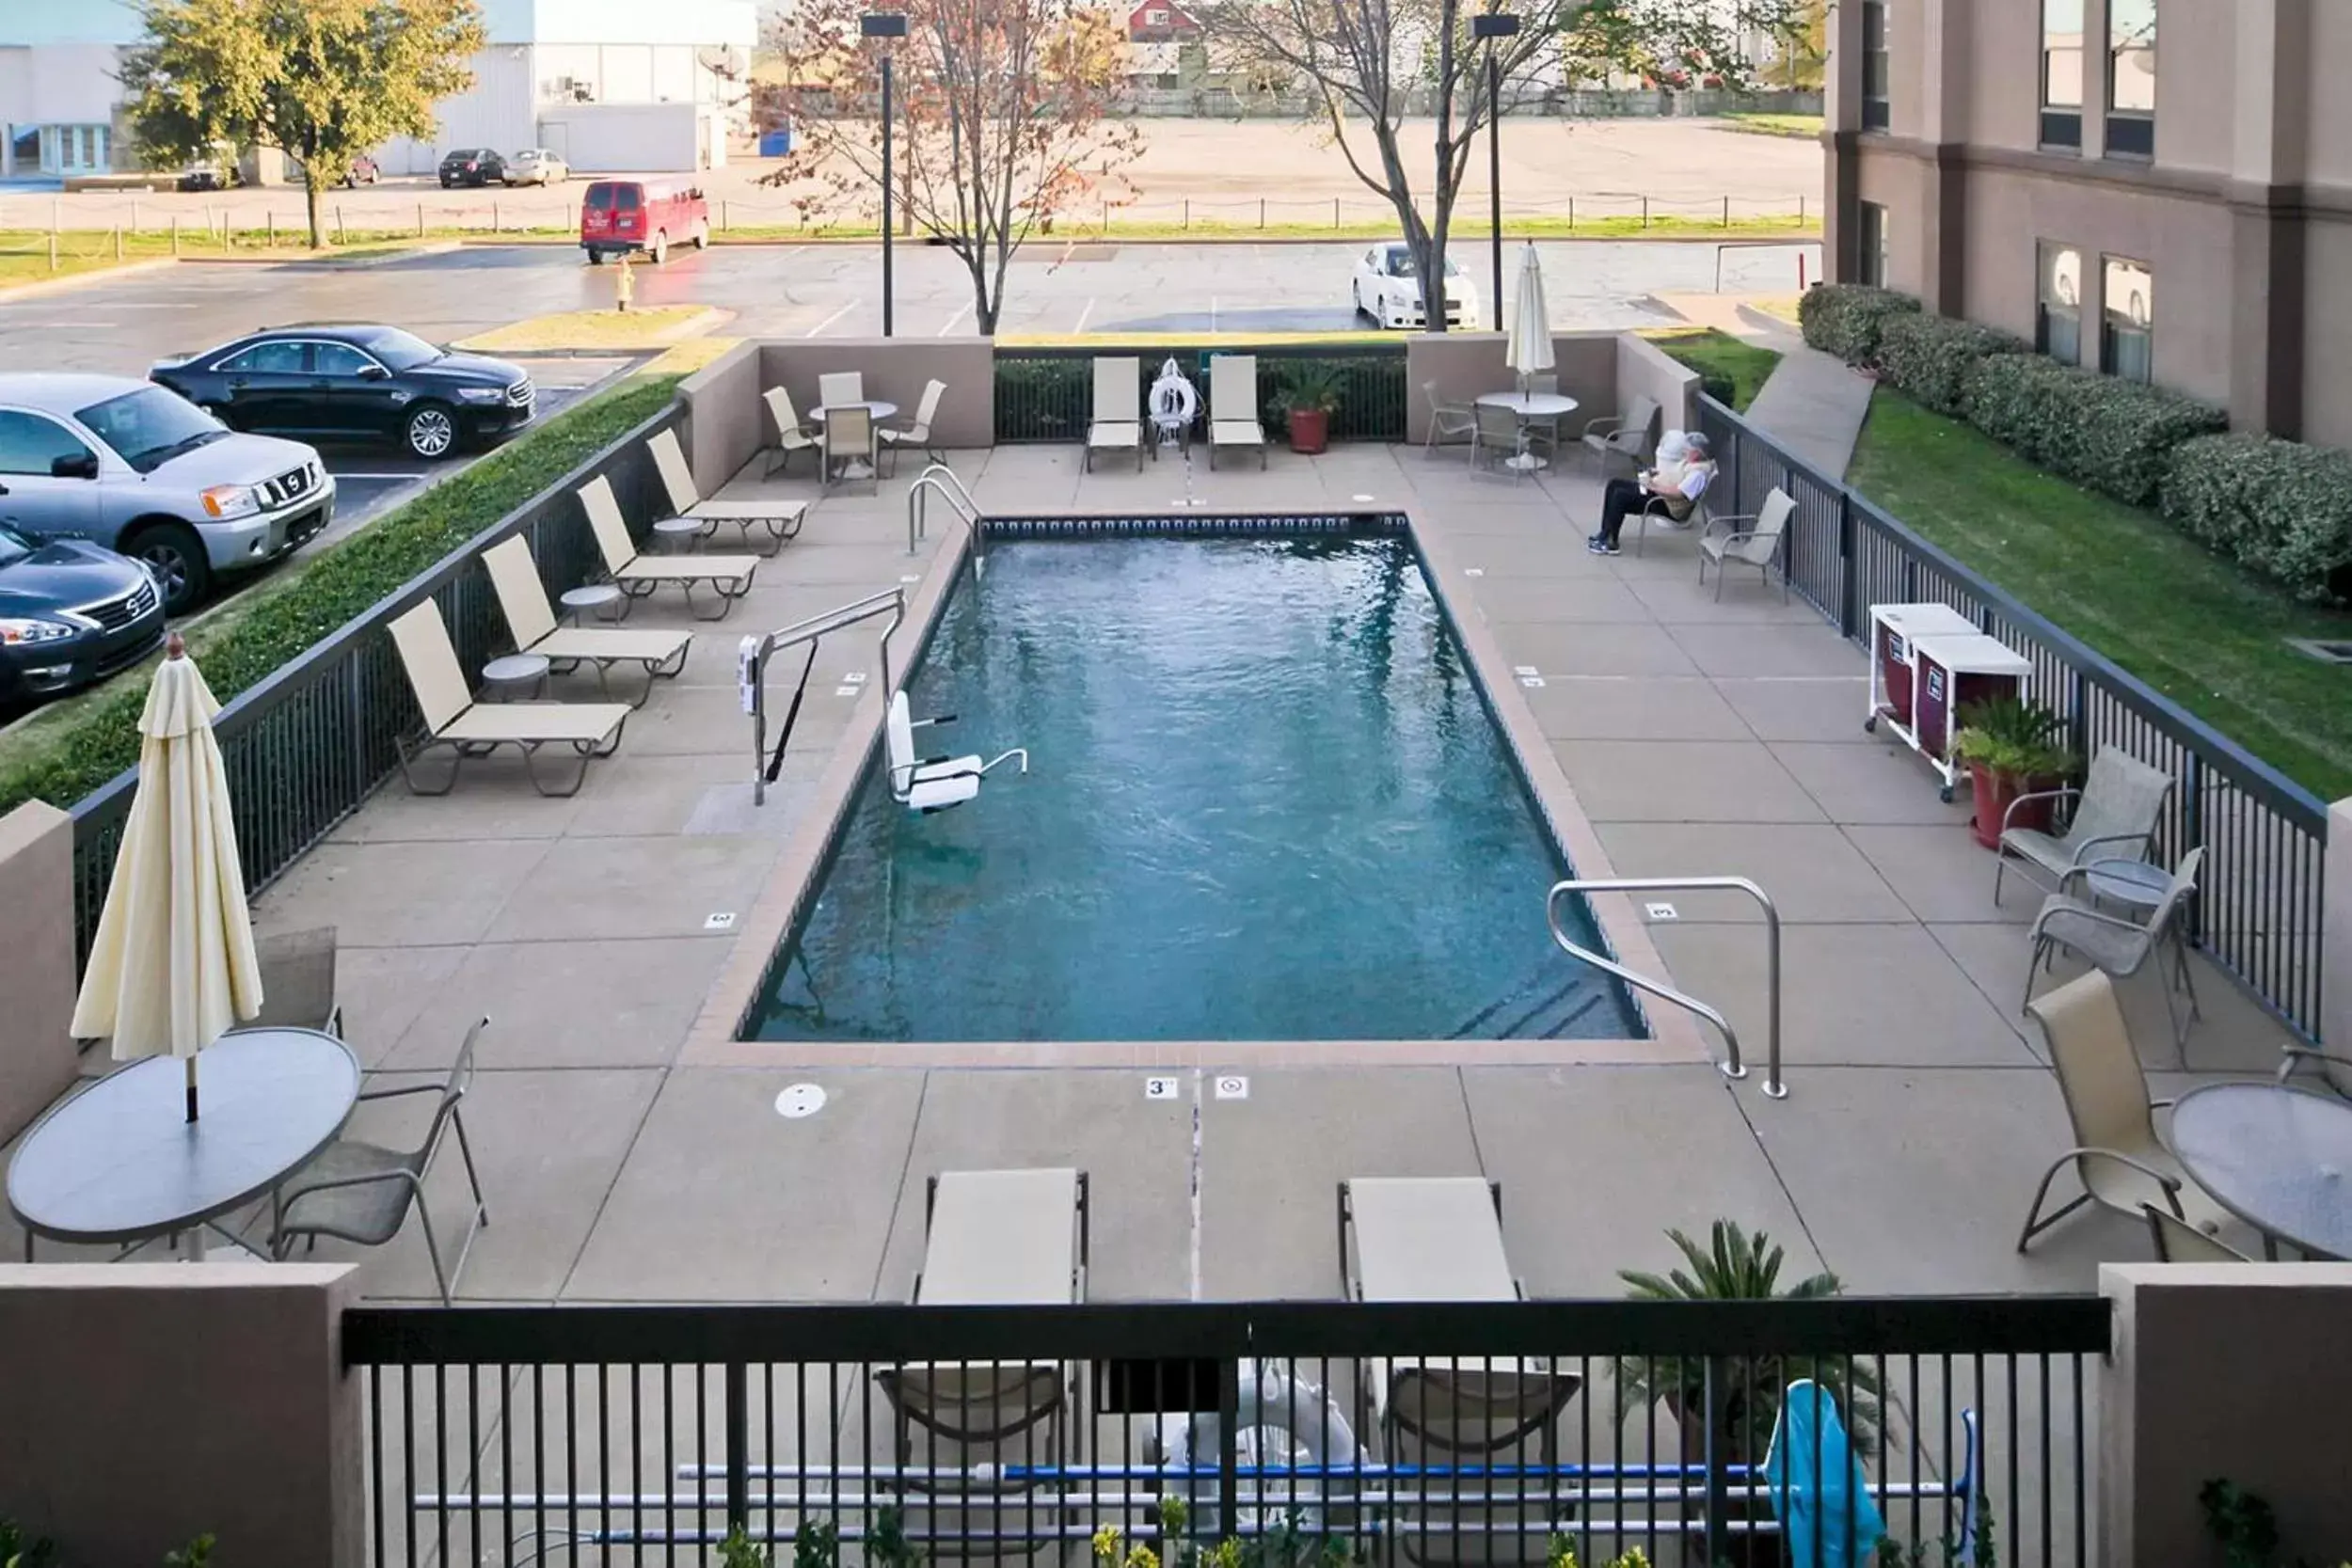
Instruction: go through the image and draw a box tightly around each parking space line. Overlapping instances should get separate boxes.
[805,300,858,337]
[936,301,973,337]
[1073,297,1095,334]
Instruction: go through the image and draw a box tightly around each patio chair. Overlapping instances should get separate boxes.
[1340,1178,1576,1565]
[1994,749,2173,905]
[2145,1204,2252,1262]
[1520,373,1564,460]
[1087,356,1143,472]
[1422,380,1477,457]
[270,1017,490,1307]
[1580,393,1660,475]
[818,370,865,407]
[2026,846,2204,1048]
[885,690,1027,814]
[249,927,341,1036]
[482,536,691,709]
[823,404,880,496]
[1209,355,1265,469]
[580,474,759,621]
[647,427,805,557]
[1694,486,1793,596]
[1470,403,1526,480]
[881,378,947,475]
[387,598,630,798]
[2016,971,2230,1252]
[2278,1043,2352,1101]
[760,386,822,479]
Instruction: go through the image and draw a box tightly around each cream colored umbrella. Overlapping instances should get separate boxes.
[70,633,263,1121]
[1505,243,1555,393]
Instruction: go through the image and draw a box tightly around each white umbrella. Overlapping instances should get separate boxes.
[1505,243,1554,394]
[70,633,263,1121]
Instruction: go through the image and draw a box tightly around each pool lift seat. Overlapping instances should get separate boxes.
[887,690,1027,813]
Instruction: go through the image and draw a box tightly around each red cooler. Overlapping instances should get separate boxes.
[1913,631,2034,770]
[1867,603,1978,730]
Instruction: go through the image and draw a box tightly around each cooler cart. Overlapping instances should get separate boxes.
[1897,632,2035,800]
[1865,602,1979,733]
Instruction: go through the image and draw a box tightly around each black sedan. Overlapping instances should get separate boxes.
[0,522,167,707]
[150,325,535,460]
[438,148,507,187]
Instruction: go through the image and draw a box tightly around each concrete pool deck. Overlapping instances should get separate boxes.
[3,440,2298,1307]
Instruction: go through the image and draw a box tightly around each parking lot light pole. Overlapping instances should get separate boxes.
[862,11,910,336]
[1472,10,1519,327]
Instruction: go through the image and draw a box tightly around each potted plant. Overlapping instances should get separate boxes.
[1950,697,2077,851]
[1277,363,1343,454]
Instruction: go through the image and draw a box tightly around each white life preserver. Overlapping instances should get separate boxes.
[1149,357,1200,436]
[1158,1361,1362,1536]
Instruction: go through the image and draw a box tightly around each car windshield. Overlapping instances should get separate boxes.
[1384,250,1463,278]
[0,523,32,567]
[367,329,444,371]
[72,386,227,474]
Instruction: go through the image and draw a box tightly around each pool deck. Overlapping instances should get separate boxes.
[5,440,2297,1307]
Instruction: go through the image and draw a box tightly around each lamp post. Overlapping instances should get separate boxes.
[861,11,909,336]
[1471,10,1519,330]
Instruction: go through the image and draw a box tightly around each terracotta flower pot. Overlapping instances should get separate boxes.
[1967,762,2063,850]
[1287,406,1330,454]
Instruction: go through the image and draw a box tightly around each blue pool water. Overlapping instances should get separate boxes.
[746,527,1644,1043]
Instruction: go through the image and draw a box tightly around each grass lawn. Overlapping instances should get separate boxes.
[454,305,728,353]
[1848,389,2352,800]
[1721,113,1825,139]
[1643,327,1783,412]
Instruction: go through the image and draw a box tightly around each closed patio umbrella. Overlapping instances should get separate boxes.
[70,633,262,1121]
[1505,243,1554,393]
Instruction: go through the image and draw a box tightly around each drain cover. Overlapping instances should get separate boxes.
[775,1084,827,1118]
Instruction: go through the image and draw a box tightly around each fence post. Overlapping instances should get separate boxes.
[1642,194,1649,229]
[170,216,180,258]
[418,202,425,239]
[1333,196,1340,229]
[1799,192,1806,226]
[112,226,122,261]
[48,229,57,272]
[1837,493,1858,639]
[266,210,274,245]
[723,198,729,231]
[723,1361,749,1538]
[1259,198,1265,229]
[1567,196,1573,230]
[1722,194,1730,228]
[492,199,500,233]
[1700,1356,1730,1565]
[2183,752,2206,944]
[1216,1356,1241,1533]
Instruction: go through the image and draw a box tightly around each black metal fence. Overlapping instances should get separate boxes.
[1694,394,2330,1040]
[347,1295,2108,1568]
[68,404,684,961]
[995,345,1410,446]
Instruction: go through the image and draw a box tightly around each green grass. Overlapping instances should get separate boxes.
[1721,113,1825,139]
[0,371,684,816]
[1643,327,1783,412]
[1848,388,2352,799]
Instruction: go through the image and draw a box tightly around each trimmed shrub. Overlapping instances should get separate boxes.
[2161,433,2352,605]
[1961,353,2226,507]
[1797,283,1918,365]
[1872,313,2031,417]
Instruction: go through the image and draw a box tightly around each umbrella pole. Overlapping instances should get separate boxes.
[185,1056,199,1122]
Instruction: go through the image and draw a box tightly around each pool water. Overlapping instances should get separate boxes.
[747,529,1643,1043]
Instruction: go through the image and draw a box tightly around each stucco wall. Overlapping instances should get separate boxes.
[2306,3,2352,187]
[2302,223,2352,452]
[2151,2,2234,178]
[1401,332,1616,446]
[1851,144,1927,295]
[1961,0,2042,155]
[679,339,765,492]
[758,339,996,456]
[0,802,80,1146]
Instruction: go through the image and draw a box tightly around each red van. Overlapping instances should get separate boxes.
[580,178,710,265]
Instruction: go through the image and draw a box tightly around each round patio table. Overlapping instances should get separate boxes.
[6,1027,361,1261]
[1475,390,1579,471]
[811,402,898,481]
[2169,1081,2352,1260]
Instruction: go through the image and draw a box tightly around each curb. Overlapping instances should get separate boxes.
[452,305,732,356]
[0,255,178,301]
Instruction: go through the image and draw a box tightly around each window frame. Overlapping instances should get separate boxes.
[308,341,389,379]
[0,407,100,477]
[2099,254,2153,384]
[217,340,312,375]
[2105,0,2155,158]
[2040,0,2084,151]
[2034,242,2083,366]
[1855,200,1887,288]
[1859,0,1889,131]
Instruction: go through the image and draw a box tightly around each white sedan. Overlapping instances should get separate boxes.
[504,148,569,186]
[1352,243,1481,330]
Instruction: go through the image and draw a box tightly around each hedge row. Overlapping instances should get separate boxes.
[2161,434,2352,606]
[0,373,684,818]
[1962,352,2227,509]
[1871,313,2029,418]
[1796,282,1916,364]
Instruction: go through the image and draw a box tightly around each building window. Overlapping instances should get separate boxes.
[2041,0,2083,150]
[1856,201,1887,287]
[1860,0,1889,130]
[2036,244,2082,364]
[2102,256,2153,382]
[2106,0,2155,157]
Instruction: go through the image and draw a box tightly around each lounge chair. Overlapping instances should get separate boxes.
[1580,393,1660,475]
[1087,357,1142,472]
[250,927,341,1036]
[1994,749,2172,905]
[482,535,691,709]
[387,598,629,798]
[1339,1178,1576,1565]
[2026,847,2204,1047]
[823,404,879,496]
[2146,1204,2252,1262]
[2016,970,2230,1251]
[882,378,947,475]
[1422,380,1477,457]
[1209,355,1265,469]
[886,690,1027,814]
[1693,487,1793,596]
[579,473,759,622]
[818,370,866,407]
[647,427,805,557]
[761,386,822,479]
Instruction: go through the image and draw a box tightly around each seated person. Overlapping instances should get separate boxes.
[1588,431,1715,555]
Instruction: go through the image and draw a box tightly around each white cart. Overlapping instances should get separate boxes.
[1865,602,1979,739]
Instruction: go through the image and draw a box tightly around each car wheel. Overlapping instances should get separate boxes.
[439,176,453,188]
[649,230,669,264]
[586,247,606,266]
[691,222,708,250]
[125,524,210,614]
[404,403,459,460]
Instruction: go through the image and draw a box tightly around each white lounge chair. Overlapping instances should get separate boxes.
[761,386,822,479]
[579,474,759,620]
[881,378,946,475]
[481,536,690,708]
[1209,355,1265,469]
[387,598,629,797]
[1087,357,1143,471]
[1696,485,1793,598]
[647,427,805,557]
[818,370,866,408]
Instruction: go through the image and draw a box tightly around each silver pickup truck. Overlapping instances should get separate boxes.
[0,373,335,613]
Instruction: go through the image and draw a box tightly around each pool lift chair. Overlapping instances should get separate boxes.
[886,689,1027,813]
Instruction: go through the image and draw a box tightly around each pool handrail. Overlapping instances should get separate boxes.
[909,462,981,557]
[739,587,908,805]
[1545,875,1786,1099]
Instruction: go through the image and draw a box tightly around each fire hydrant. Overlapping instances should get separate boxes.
[613,252,635,314]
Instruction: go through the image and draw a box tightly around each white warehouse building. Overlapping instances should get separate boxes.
[0,0,755,182]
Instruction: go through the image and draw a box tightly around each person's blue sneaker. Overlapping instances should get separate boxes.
[1585,535,1610,555]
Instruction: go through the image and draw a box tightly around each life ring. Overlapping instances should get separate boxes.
[1158,1361,1362,1536]
[1149,358,1200,436]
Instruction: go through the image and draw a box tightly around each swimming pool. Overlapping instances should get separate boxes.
[744,519,1643,1044]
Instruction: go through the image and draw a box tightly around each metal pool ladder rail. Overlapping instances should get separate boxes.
[908,462,981,558]
[1545,876,1787,1099]
[739,588,907,805]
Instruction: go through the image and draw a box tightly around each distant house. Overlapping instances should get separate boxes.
[1124,0,1203,87]
[1126,2,1202,43]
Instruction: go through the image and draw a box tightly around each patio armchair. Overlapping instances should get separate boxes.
[387,598,631,798]
[2278,1044,2352,1101]
[482,536,691,708]
[2026,846,2204,1049]
[1693,486,1794,596]
[647,427,805,556]
[822,404,880,497]
[250,927,341,1037]
[1087,356,1143,472]
[760,386,821,479]
[881,378,947,475]
[2145,1204,2252,1262]
[2016,970,2230,1251]
[1580,393,1660,475]
[1470,403,1526,480]
[1422,380,1477,457]
[1520,373,1563,461]
[1994,749,2173,906]
[1208,355,1265,469]
[818,371,865,408]
[270,1017,490,1307]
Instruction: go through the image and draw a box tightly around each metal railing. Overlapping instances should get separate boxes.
[908,462,981,557]
[347,1294,2107,1567]
[1694,394,2330,1043]
[994,344,1410,445]
[739,588,908,805]
[1548,876,1785,1098]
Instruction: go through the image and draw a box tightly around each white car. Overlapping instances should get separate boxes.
[505,148,569,186]
[1352,243,1480,330]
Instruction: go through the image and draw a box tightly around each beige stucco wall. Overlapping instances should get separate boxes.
[2303,224,2352,451]
[1962,0,2043,154]
[1401,332,1616,446]
[0,801,82,1146]
[1613,334,1702,442]
[2150,2,2234,176]
[759,339,996,454]
[1851,144,1927,295]
[2306,4,2352,186]
[678,339,764,493]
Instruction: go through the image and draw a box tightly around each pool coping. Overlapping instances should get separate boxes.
[681,505,1713,1073]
